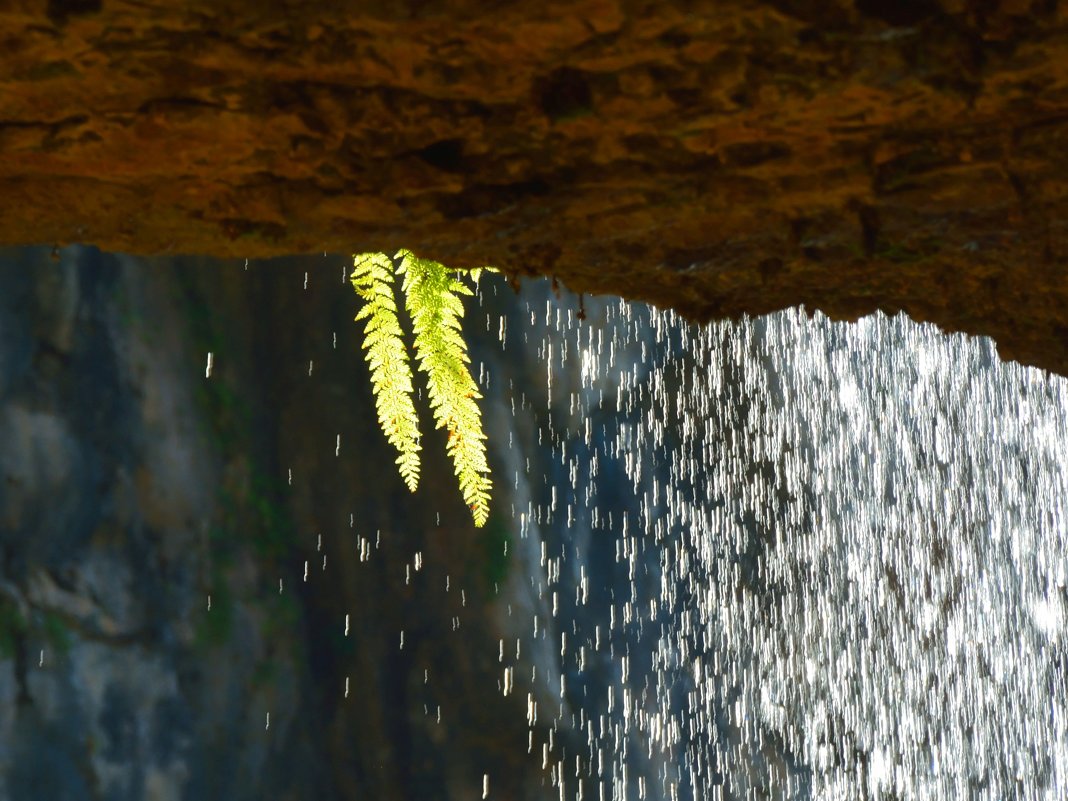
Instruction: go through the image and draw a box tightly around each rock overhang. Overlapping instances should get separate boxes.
[2,0,1067,373]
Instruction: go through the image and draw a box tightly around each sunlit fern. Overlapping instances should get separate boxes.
[351,252,421,491]
[350,251,493,526]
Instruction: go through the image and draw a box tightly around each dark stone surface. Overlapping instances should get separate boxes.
[0,246,544,800]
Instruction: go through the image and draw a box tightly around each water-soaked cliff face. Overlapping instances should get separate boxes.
[6,245,1063,800]
[2,1,1068,376]
[0,247,555,801]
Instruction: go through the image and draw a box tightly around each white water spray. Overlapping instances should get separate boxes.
[493,287,1068,801]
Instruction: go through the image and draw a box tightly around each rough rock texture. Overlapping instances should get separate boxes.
[2,0,1068,373]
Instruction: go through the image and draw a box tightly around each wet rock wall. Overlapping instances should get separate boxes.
[0,246,547,801]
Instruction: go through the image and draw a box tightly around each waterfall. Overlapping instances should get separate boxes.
[488,284,1068,801]
[5,247,1062,800]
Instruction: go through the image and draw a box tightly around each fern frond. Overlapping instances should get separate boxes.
[399,250,492,526]
[351,252,421,491]
[468,265,499,284]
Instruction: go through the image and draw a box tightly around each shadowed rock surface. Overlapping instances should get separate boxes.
[0,247,551,801]
[2,1,1068,374]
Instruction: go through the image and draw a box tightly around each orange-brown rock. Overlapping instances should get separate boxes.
[2,0,1068,373]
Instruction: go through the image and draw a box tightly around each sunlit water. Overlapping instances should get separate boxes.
[477,284,1068,801]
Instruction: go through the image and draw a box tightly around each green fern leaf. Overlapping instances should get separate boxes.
[399,250,492,526]
[350,252,421,491]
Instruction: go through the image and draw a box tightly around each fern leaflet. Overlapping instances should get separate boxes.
[351,252,421,491]
[399,250,492,527]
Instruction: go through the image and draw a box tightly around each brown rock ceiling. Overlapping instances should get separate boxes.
[2,0,1068,373]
